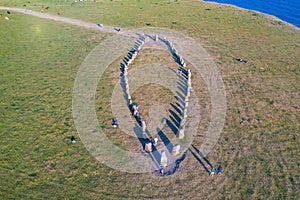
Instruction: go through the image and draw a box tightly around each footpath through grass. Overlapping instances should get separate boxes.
[0,0,299,199]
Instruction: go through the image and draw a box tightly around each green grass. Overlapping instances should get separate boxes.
[1,0,300,199]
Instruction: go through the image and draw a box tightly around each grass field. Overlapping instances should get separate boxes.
[1,0,299,199]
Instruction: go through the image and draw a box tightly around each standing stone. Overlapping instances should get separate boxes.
[177,126,185,139]
[185,101,189,109]
[160,150,168,167]
[184,95,189,104]
[127,94,131,104]
[125,81,129,92]
[126,87,130,97]
[188,77,192,87]
[137,45,141,51]
[120,63,124,72]
[124,75,128,84]
[180,118,186,127]
[132,104,137,112]
[133,109,138,117]
[141,120,146,133]
[179,56,183,63]
[145,141,152,152]
[183,108,187,119]
[188,70,191,83]
[172,144,181,156]
[187,86,191,97]
[128,59,132,65]
[162,117,166,126]
[181,61,185,67]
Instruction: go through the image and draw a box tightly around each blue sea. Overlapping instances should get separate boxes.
[204,0,300,27]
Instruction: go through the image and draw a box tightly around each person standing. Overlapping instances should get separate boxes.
[217,165,223,175]
[210,167,216,176]
[71,136,76,144]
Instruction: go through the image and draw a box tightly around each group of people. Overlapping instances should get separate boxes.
[210,165,222,176]
[129,101,144,125]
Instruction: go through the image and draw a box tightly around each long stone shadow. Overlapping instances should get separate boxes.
[178,83,187,97]
[175,102,183,113]
[150,145,161,167]
[163,41,188,73]
[188,148,210,174]
[170,103,182,116]
[191,144,213,169]
[177,76,188,86]
[175,93,185,106]
[126,48,137,55]
[134,40,144,49]
[179,66,188,76]
[165,118,178,135]
[145,33,155,41]
[169,109,181,126]
[120,75,130,105]
[135,32,146,40]
[167,66,178,75]
[160,38,183,67]
[133,124,148,150]
[157,128,173,153]
[178,75,187,85]
[123,56,129,64]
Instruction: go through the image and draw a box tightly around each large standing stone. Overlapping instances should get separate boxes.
[160,150,168,167]
[187,86,191,97]
[177,126,185,139]
[125,87,130,97]
[180,118,186,127]
[133,110,138,117]
[184,95,189,104]
[145,142,152,152]
[125,82,129,92]
[141,120,146,133]
[183,108,188,119]
[185,101,189,109]
[128,58,132,65]
[162,117,166,126]
[188,77,192,87]
[127,94,131,104]
[172,144,181,156]
[145,36,149,43]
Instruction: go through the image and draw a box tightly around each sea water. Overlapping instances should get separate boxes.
[204,0,300,27]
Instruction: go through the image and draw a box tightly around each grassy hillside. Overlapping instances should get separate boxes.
[1,0,299,199]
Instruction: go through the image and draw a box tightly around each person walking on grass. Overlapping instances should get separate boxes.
[210,167,216,176]
[217,165,223,175]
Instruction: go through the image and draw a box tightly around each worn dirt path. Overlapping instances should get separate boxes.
[0,6,124,34]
